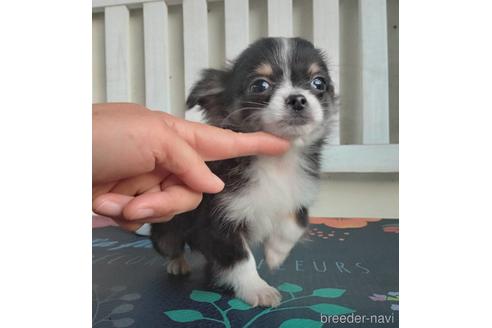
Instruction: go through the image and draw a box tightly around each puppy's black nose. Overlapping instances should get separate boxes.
[286,94,307,111]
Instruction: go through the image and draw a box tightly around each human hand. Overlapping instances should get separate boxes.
[92,103,290,230]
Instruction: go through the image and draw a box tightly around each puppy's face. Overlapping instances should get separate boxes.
[187,38,335,140]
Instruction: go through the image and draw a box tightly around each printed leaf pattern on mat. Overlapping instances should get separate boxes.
[369,291,399,311]
[163,282,355,327]
[190,290,222,303]
[280,318,322,328]
[312,288,346,298]
[164,309,205,322]
[93,284,141,327]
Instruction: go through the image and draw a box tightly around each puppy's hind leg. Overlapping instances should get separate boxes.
[151,223,191,275]
[166,254,191,275]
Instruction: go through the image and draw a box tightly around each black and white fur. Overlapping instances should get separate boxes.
[151,37,336,307]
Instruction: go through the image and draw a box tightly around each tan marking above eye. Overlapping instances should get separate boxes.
[287,213,296,221]
[255,63,273,77]
[308,63,321,76]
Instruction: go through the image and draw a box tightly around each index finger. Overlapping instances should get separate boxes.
[162,114,291,161]
[154,126,225,193]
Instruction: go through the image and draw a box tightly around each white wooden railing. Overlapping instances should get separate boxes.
[92,0,398,173]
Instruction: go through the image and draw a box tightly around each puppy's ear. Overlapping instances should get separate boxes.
[186,69,227,110]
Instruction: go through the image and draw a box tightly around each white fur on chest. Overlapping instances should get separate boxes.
[218,148,318,243]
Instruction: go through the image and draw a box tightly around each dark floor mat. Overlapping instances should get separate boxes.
[93,218,399,327]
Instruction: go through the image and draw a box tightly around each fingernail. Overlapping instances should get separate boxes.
[212,174,225,191]
[95,200,123,216]
[121,223,143,232]
[131,208,155,220]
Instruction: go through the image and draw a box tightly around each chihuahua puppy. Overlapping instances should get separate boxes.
[151,37,336,307]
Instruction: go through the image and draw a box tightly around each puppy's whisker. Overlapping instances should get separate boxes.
[221,107,260,122]
[221,111,263,131]
[220,108,263,129]
[223,111,262,126]
[242,101,269,106]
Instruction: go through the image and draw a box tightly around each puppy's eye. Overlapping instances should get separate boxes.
[310,77,326,91]
[249,79,271,94]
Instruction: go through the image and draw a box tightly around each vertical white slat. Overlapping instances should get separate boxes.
[313,0,339,90]
[143,1,170,112]
[359,0,390,144]
[182,0,208,97]
[267,0,293,37]
[313,0,340,145]
[104,5,130,102]
[224,0,249,60]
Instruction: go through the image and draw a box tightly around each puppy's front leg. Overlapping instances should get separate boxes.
[264,207,308,270]
[215,241,281,307]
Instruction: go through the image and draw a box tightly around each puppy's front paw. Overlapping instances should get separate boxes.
[237,281,282,307]
[166,256,191,275]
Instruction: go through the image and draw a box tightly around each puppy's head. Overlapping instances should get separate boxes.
[187,37,336,140]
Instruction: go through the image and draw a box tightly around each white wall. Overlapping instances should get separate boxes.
[92,0,399,218]
[312,173,398,218]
